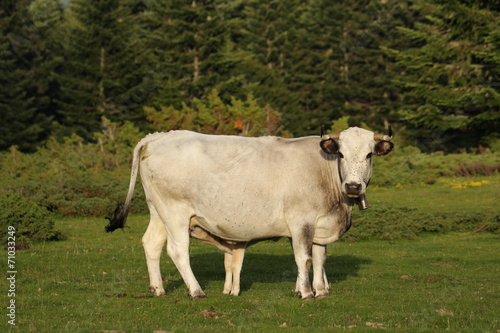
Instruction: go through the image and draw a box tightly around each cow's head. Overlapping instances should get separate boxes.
[320,126,393,198]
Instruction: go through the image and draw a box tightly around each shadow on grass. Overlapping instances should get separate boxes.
[187,252,372,295]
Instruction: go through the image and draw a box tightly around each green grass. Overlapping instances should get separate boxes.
[1,176,499,332]
[368,175,499,215]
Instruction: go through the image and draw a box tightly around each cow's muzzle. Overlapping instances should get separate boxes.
[345,182,362,197]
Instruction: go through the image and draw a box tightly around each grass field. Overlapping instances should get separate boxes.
[2,176,499,332]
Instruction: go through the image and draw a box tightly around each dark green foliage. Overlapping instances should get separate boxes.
[347,204,499,242]
[0,0,53,152]
[0,118,146,217]
[0,191,64,245]
[0,34,41,151]
[0,0,498,151]
[383,0,500,152]
[55,0,152,140]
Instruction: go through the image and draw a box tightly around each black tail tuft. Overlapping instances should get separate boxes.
[105,203,126,233]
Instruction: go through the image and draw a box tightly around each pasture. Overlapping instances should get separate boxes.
[2,176,499,332]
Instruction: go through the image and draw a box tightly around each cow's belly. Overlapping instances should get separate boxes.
[191,201,290,241]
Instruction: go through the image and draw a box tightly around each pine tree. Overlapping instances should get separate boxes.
[28,0,65,138]
[0,0,51,151]
[384,0,500,151]
[55,0,150,140]
[234,0,325,136]
[145,0,227,100]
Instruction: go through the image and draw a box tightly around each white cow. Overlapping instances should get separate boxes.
[106,127,393,299]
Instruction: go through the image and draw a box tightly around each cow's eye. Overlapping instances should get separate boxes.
[338,152,344,158]
[366,152,373,159]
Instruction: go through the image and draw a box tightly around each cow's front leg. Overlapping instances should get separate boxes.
[142,210,167,297]
[312,243,329,298]
[291,232,314,300]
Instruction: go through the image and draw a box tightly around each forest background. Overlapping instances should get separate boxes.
[0,0,499,243]
[1,0,499,152]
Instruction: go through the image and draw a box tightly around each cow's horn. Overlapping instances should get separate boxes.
[330,133,340,140]
[321,125,328,139]
[320,126,340,140]
[374,126,393,141]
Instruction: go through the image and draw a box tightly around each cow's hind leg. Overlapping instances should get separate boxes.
[228,244,246,296]
[312,244,329,298]
[142,208,167,296]
[223,252,234,294]
[165,215,206,299]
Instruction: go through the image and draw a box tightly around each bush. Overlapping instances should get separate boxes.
[455,162,500,177]
[0,191,65,245]
[145,89,290,137]
[0,118,147,217]
[345,204,499,242]
[371,146,500,186]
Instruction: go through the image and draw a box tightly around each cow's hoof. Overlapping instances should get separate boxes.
[190,290,207,300]
[314,290,329,299]
[298,291,315,300]
[149,286,165,297]
[301,294,315,300]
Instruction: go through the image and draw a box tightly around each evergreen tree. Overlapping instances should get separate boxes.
[145,0,229,102]
[235,0,324,136]
[384,0,500,151]
[28,0,65,139]
[56,0,150,140]
[0,0,51,151]
[1,0,498,150]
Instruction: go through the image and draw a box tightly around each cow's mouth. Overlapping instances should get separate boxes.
[343,183,369,210]
[345,182,363,197]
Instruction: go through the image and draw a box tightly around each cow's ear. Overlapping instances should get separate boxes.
[320,139,339,155]
[375,141,394,156]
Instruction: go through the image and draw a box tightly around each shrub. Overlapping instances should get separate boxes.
[0,118,146,217]
[345,204,499,242]
[0,191,65,245]
[144,89,291,137]
[455,162,500,177]
[371,146,500,186]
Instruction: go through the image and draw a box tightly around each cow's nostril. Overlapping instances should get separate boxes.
[345,183,362,194]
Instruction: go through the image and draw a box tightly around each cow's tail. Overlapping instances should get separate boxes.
[105,139,144,233]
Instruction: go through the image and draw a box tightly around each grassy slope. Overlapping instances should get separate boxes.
[368,175,499,215]
[2,176,499,332]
